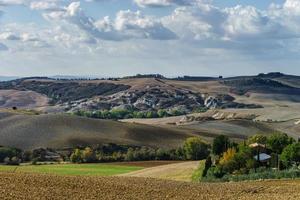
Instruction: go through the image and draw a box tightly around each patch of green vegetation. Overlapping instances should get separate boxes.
[0,164,143,176]
[191,160,205,182]
[73,108,190,120]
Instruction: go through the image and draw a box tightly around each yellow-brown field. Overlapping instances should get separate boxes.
[0,172,299,200]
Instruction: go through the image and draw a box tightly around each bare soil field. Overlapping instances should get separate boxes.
[0,172,299,200]
[0,113,195,150]
[120,161,200,182]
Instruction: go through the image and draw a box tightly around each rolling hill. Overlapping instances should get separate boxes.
[0,72,300,150]
[0,113,196,150]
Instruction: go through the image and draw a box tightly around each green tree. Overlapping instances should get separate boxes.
[157,109,168,118]
[212,135,230,156]
[280,143,300,167]
[247,134,267,145]
[183,137,209,160]
[81,147,96,163]
[125,148,135,161]
[267,133,295,154]
[70,149,82,163]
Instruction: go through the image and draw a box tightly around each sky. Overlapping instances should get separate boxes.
[1,0,300,77]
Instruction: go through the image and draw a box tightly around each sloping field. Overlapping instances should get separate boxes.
[120,161,199,182]
[0,113,195,150]
[0,172,299,200]
[0,89,49,108]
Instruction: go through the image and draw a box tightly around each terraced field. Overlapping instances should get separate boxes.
[0,172,299,200]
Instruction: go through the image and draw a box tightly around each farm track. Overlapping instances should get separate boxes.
[0,172,300,200]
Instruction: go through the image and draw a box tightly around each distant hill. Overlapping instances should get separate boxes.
[0,76,19,82]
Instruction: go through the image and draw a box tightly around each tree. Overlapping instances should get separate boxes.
[280,143,300,167]
[81,147,96,163]
[212,135,230,156]
[267,133,295,154]
[70,149,82,163]
[267,132,295,170]
[219,148,236,165]
[247,134,267,145]
[202,156,212,177]
[0,147,20,163]
[183,137,209,160]
[157,109,168,118]
[125,148,135,161]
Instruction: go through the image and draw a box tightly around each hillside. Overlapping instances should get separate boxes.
[1,109,290,150]
[0,113,196,150]
[0,72,300,150]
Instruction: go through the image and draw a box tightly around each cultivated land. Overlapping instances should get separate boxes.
[0,172,299,200]
[0,113,194,150]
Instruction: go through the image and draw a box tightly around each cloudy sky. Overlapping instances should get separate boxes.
[1,0,300,77]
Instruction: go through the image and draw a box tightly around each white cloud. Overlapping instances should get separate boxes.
[134,0,210,7]
[0,0,25,6]
[44,2,177,41]
[0,32,20,40]
[30,1,59,11]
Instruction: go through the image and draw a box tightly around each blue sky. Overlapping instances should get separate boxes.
[0,0,299,77]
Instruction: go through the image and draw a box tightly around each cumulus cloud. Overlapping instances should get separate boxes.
[30,1,59,11]
[0,0,25,6]
[44,2,177,41]
[163,1,300,48]
[134,0,210,7]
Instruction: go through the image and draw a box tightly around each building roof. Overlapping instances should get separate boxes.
[254,153,271,162]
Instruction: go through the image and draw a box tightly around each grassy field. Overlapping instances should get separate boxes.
[121,161,200,182]
[0,164,143,176]
[191,160,205,182]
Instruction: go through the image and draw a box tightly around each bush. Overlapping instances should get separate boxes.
[222,168,300,182]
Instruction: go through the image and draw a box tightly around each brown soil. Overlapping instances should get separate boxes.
[0,172,299,200]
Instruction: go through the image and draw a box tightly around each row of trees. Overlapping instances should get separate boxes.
[73,108,188,120]
[69,138,210,163]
